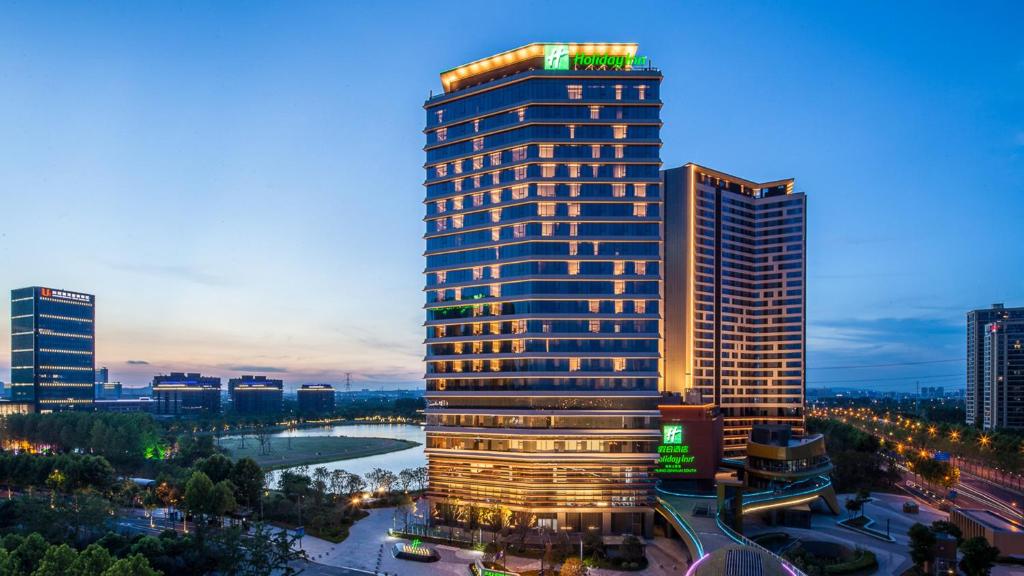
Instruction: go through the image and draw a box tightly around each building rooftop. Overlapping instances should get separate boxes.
[958,508,1024,533]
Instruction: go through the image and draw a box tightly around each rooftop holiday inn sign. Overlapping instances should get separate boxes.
[654,423,698,475]
[544,44,648,71]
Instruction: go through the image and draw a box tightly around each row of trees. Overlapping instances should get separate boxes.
[1,413,163,469]
[806,417,901,492]
[0,453,117,497]
[0,533,158,576]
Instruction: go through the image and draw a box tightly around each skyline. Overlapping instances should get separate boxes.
[2,2,1022,390]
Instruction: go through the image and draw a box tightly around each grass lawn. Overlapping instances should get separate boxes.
[222,435,418,469]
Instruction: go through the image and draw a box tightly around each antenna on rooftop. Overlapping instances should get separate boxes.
[345,372,352,394]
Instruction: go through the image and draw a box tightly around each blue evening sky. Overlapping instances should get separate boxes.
[1,2,1021,390]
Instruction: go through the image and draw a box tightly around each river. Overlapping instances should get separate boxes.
[253,423,426,482]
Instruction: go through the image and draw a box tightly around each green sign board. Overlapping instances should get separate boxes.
[654,423,698,475]
[544,44,570,70]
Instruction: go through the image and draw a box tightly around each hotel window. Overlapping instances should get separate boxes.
[589,319,601,333]
[490,209,501,223]
[473,118,480,132]
[517,107,526,122]
[472,192,483,206]
[490,284,501,298]
[473,137,484,151]
[567,85,583,100]
[489,151,501,166]
[614,300,624,314]
[590,164,600,177]
[453,196,463,210]
[633,202,647,217]
[541,321,552,333]
[568,203,581,217]
[512,146,527,162]
[452,214,463,229]
[615,84,623,100]
[435,289,445,302]
[538,183,555,197]
[491,265,500,279]
[453,342,463,354]
[511,184,528,199]
[490,303,501,316]
[635,300,646,314]
[568,125,576,139]
[635,261,647,275]
[612,183,625,197]
[512,319,526,334]
[592,241,600,255]
[473,323,483,335]
[569,183,581,197]
[569,223,578,237]
[491,341,501,354]
[539,144,554,159]
[436,200,446,213]
[589,300,600,314]
[512,339,525,354]
[454,179,463,192]
[436,164,448,178]
[473,304,483,317]
[490,190,502,204]
[436,127,447,142]
[613,358,626,372]
[569,358,581,372]
[437,325,447,337]
[634,183,646,197]
[591,145,601,159]
[435,110,444,123]
[473,156,483,170]
[614,280,625,295]
[589,105,600,120]
[613,261,625,275]
[489,359,501,372]
[490,321,501,335]
[454,160,463,174]
[637,85,647,100]
[613,165,626,178]
[541,164,556,178]
[542,222,555,236]
[568,164,580,178]
[472,266,483,280]
[452,361,462,373]
[472,360,484,372]
[614,145,624,159]
[568,261,580,275]
[435,271,446,285]
[491,227,500,241]
[434,218,447,232]
[453,287,462,300]
[513,223,526,238]
[613,125,627,139]
[514,166,527,181]
[538,202,555,217]
[569,241,579,256]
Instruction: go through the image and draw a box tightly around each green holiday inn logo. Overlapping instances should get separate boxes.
[662,423,684,445]
[544,44,570,70]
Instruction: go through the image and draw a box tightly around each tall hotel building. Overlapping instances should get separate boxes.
[10,287,96,412]
[966,304,1024,427]
[663,165,807,458]
[423,43,663,534]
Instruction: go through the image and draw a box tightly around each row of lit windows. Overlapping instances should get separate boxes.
[434,261,650,284]
[429,357,654,374]
[431,261,655,285]
[433,182,649,213]
[429,317,657,338]
[433,203,651,233]
[434,150,636,180]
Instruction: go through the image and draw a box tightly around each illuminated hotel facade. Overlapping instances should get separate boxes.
[10,286,96,412]
[423,43,663,534]
[663,165,806,457]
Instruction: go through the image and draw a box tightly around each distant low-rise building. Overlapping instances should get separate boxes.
[94,398,153,413]
[229,375,283,415]
[297,384,336,415]
[152,372,221,415]
[951,508,1024,556]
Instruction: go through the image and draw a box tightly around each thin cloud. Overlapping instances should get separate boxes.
[218,364,289,374]
[107,262,232,287]
[125,360,150,365]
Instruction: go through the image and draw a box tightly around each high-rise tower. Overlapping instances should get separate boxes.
[664,165,806,457]
[423,43,663,534]
[10,286,96,412]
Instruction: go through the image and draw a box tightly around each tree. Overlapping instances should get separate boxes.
[67,544,113,576]
[931,520,964,545]
[100,554,160,576]
[561,557,587,576]
[8,533,48,576]
[959,537,1000,576]
[235,522,306,576]
[210,480,238,518]
[398,468,416,492]
[343,473,366,498]
[32,543,78,576]
[230,458,265,510]
[197,454,234,484]
[908,522,937,571]
[845,497,863,518]
[365,468,397,496]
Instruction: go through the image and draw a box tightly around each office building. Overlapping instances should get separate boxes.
[967,304,1024,426]
[95,366,109,385]
[663,165,806,458]
[228,375,283,415]
[981,318,1024,430]
[152,372,221,415]
[10,287,96,412]
[297,384,336,415]
[424,43,663,535]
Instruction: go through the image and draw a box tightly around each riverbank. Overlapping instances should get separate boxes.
[223,435,420,469]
